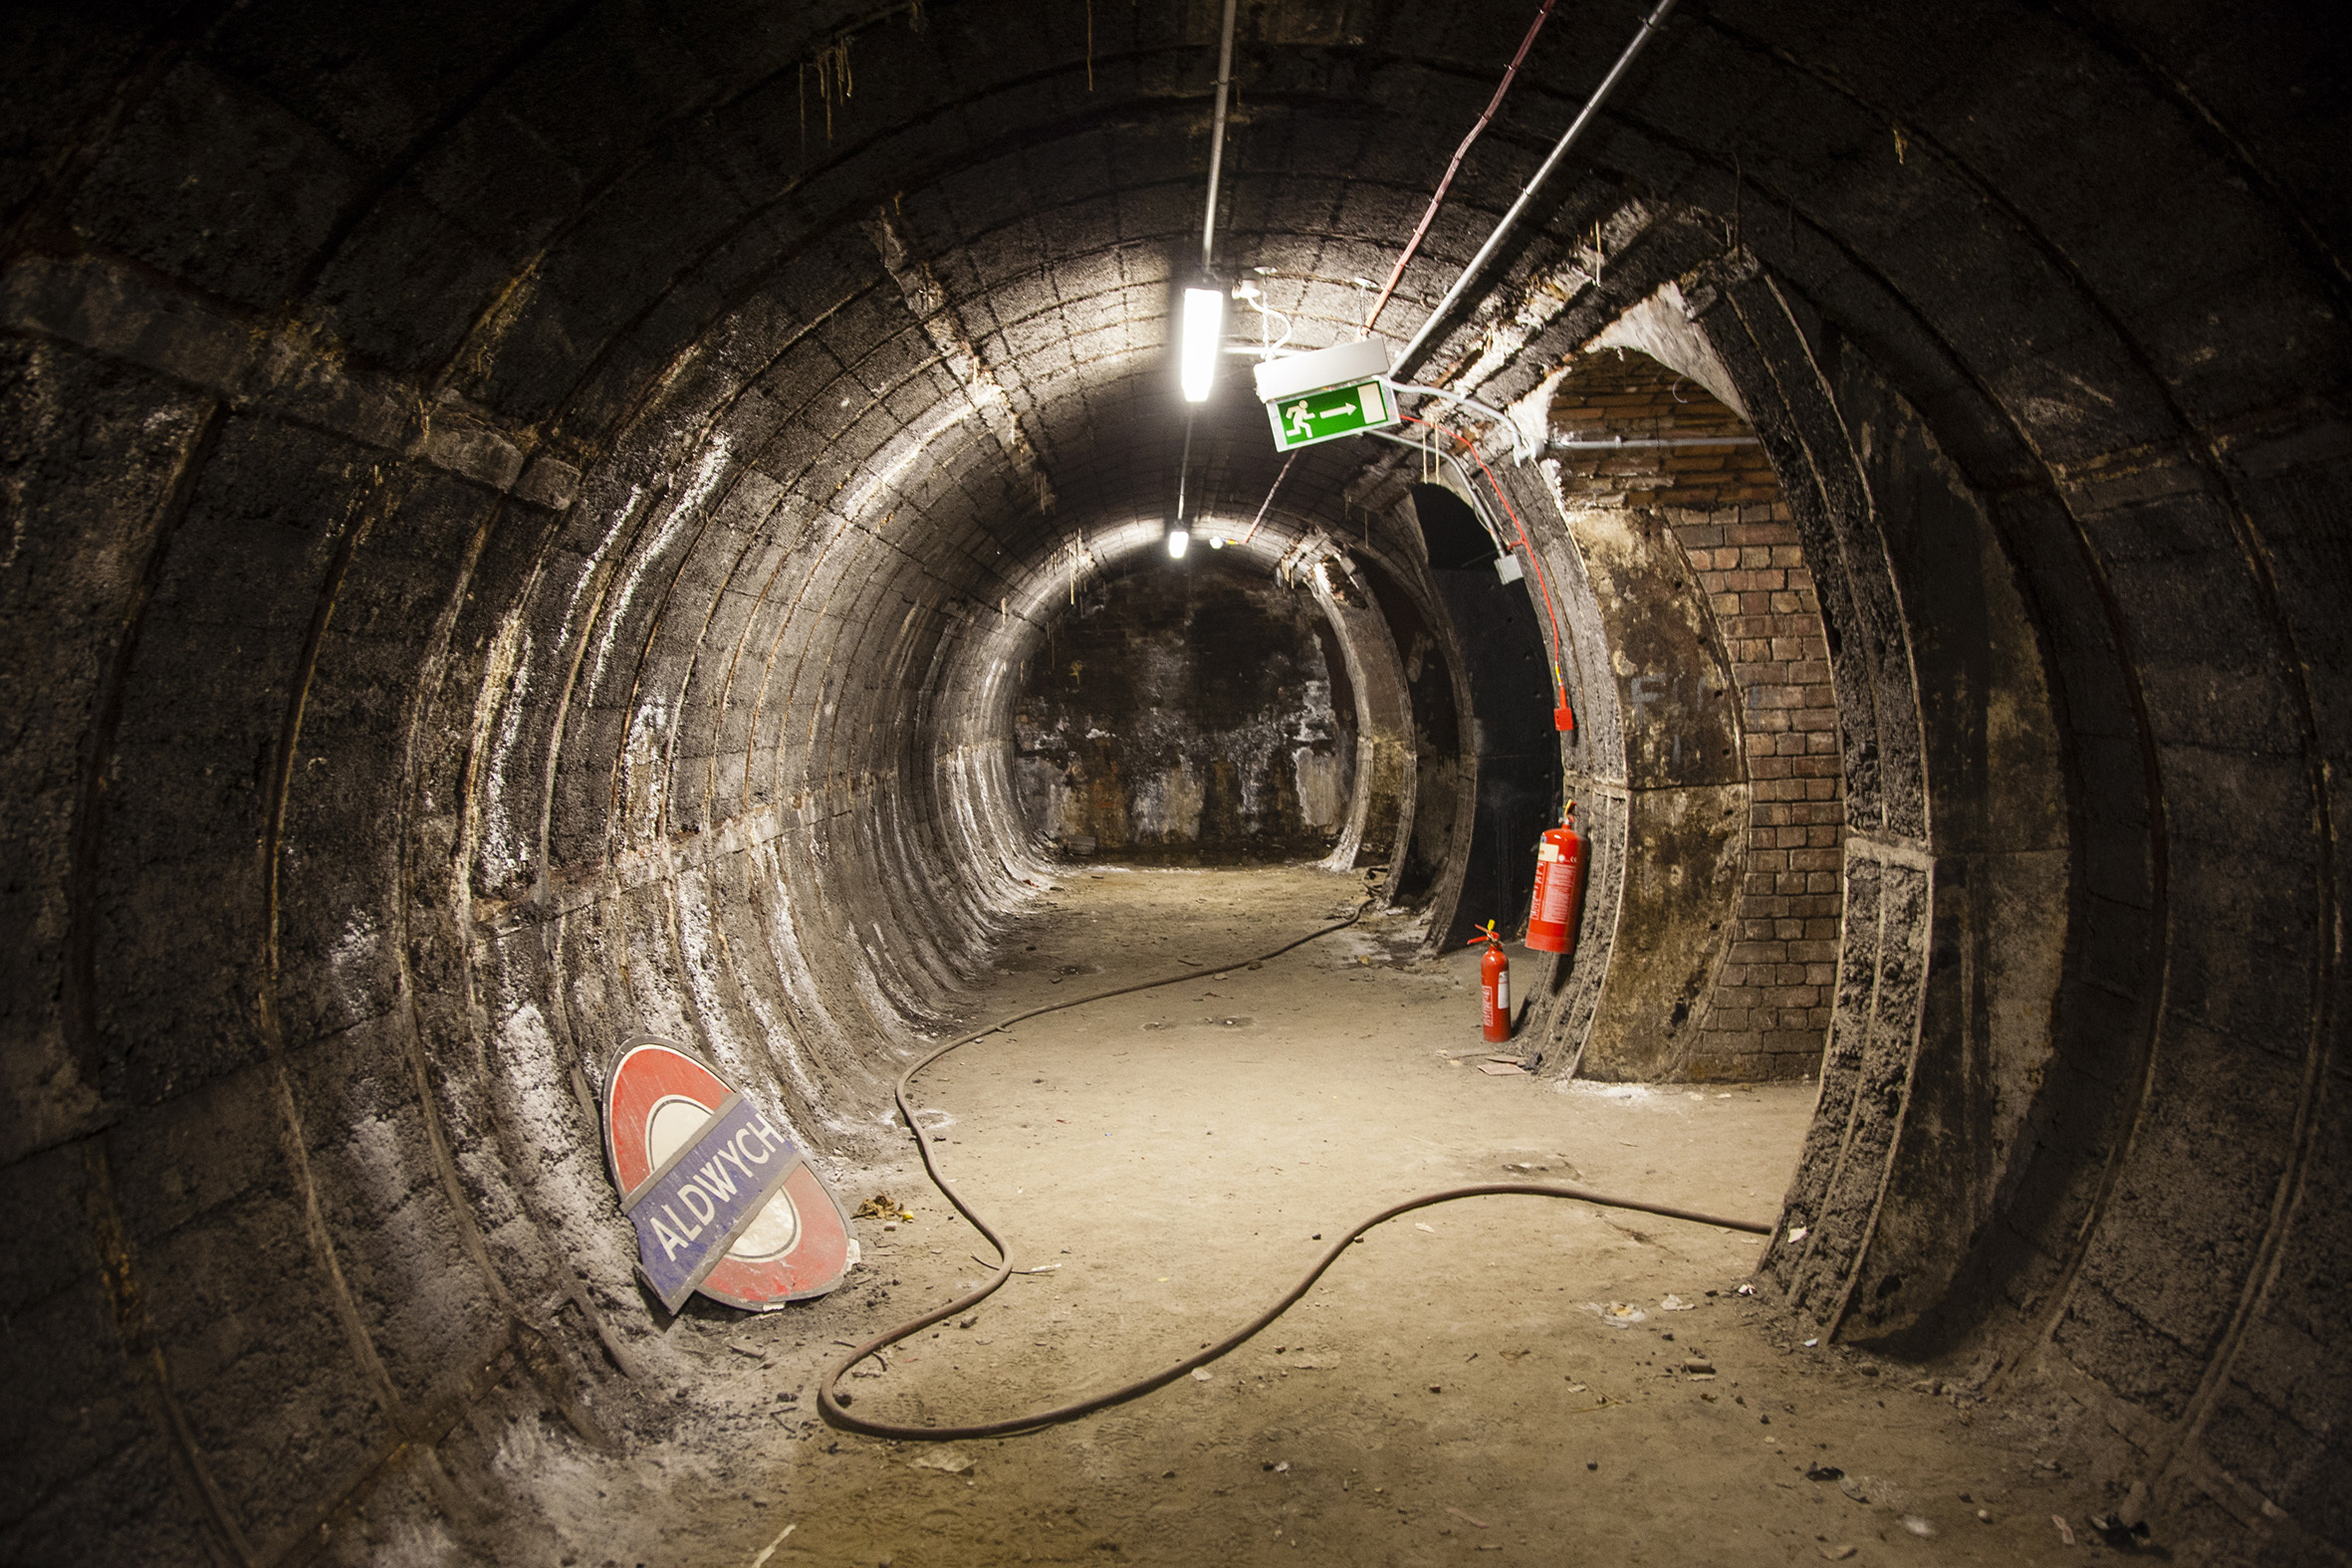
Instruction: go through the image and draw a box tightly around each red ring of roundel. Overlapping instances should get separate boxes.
[603,1039,854,1308]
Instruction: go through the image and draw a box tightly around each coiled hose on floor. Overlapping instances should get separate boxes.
[818,903,1773,1441]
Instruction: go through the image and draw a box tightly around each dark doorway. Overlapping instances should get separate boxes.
[1413,485,1561,946]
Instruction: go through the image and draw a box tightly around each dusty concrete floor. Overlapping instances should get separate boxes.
[551,866,2131,1568]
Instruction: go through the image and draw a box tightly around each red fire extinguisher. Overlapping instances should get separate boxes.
[1527,800,1587,956]
[1473,922,1512,1043]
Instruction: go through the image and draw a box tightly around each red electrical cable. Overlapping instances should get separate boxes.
[1239,450,1298,547]
[1363,0,1558,337]
[1403,412,1572,720]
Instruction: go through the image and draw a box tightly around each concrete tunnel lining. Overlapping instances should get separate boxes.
[2,1,2348,1560]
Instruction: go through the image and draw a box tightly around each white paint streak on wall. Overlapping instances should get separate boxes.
[620,695,671,840]
[324,910,382,1025]
[1136,759,1205,841]
[475,620,535,889]
[845,405,975,522]
[582,440,733,806]
[1293,746,1344,827]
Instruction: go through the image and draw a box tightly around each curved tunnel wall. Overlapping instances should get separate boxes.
[2,2,2347,1561]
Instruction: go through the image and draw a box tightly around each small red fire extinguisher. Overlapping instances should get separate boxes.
[1527,799,1587,957]
[1473,922,1512,1043]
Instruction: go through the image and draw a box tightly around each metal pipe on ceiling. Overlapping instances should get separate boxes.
[1392,0,1680,375]
[1200,0,1240,271]
[1552,435,1760,448]
[1171,0,1239,546]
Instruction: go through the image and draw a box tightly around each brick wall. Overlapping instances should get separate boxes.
[1552,350,1843,1079]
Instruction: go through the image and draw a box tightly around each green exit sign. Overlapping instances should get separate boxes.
[1267,376,1398,452]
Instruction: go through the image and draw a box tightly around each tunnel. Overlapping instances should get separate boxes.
[2,2,2346,1563]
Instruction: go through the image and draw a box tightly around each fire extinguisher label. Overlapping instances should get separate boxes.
[1538,841,1560,862]
[1538,875,1573,924]
[1495,975,1509,1012]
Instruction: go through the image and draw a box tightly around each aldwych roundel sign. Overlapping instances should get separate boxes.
[601,1034,855,1312]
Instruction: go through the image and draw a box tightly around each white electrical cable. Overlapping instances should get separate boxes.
[1364,427,1513,556]
[1233,279,1294,358]
[1389,382,1532,463]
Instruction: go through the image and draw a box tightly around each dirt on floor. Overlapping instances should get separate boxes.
[534,865,2141,1568]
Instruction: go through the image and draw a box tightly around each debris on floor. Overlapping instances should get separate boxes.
[1583,1301,1647,1328]
[748,1522,797,1568]
[2089,1480,2154,1546]
[910,1452,975,1474]
[1837,1473,1903,1507]
[855,1194,916,1222]
[1477,1060,1528,1075]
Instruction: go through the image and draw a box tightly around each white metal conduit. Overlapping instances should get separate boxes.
[1200,0,1239,270]
[1392,0,1682,376]
[1172,0,1242,539]
[1552,434,1759,448]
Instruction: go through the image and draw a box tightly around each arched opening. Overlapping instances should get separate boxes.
[1409,483,1563,949]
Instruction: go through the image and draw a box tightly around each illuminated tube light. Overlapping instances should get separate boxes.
[1166,522,1191,559]
[1180,286,1224,402]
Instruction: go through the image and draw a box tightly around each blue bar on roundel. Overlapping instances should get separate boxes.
[621,1092,801,1312]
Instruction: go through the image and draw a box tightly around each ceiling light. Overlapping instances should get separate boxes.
[1166,522,1191,559]
[1180,286,1224,402]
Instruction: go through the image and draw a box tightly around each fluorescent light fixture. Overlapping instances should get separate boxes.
[1180,286,1224,402]
[1166,522,1191,559]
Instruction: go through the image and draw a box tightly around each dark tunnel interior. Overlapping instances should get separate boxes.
[2,1,2348,1562]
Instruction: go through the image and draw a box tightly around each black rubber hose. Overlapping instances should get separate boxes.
[817,905,1772,1442]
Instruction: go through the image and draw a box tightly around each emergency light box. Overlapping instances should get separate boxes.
[1253,338,1400,453]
